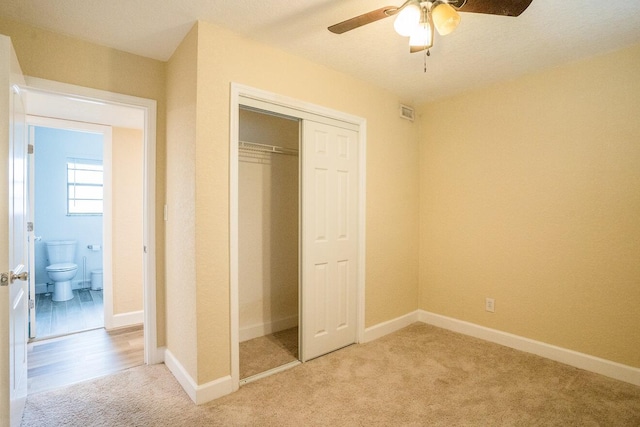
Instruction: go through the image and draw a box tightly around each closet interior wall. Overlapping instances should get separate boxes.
[238,108,300,343]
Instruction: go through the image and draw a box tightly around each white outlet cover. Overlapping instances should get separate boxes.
[485,298,495,313]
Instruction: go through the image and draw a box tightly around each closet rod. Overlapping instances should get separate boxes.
[239,140,298,156]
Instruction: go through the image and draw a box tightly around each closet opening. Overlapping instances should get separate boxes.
[238,107,301,381]
[230,83,367,391]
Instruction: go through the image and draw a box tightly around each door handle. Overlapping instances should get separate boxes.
[0,271,29,286]
[12,271,29,282]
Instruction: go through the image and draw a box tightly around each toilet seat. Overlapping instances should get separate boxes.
[46,262,78,272]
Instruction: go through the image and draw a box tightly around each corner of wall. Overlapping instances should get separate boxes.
[164,348,233,405]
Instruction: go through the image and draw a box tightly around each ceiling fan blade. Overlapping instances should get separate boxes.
[328,6,398,34]
[410,45,428,54]
[456,0,533,17]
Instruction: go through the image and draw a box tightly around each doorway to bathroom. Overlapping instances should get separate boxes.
[28,121,107,339]
[2,75,159,401]
[20,79,160,368]
[26,109,146,344]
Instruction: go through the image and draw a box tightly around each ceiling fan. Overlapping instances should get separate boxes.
[328,0,534,54]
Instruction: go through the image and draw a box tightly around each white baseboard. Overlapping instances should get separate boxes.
[362,310,420,343]
[108,310,144,330]
[151,346,166,365]
[164,349,233,404]
[418,310,640,387]
[239,315,298,342]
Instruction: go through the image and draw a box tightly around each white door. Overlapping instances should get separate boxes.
[301,120,358,361]
[0,35,29,427]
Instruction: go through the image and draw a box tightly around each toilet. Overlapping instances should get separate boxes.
[45,240,78,302]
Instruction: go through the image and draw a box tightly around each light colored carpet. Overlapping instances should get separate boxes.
[22,323,640,426]
[240,327,298,378]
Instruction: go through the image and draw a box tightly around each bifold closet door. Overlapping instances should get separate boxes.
[301,119,358,361]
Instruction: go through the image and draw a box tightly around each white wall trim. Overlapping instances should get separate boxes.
[418,310,640,387]
[107,310,144,330]
[229,84,241,393]
[239,315,298,343]
[154,346,166,364]
[164,349,234,405]
[362,310,421,343]
[103,124,114,332]
[356,117,367,346]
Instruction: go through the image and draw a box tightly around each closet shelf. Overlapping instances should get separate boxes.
[239,140,298,156]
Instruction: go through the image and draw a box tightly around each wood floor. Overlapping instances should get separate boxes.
[35,289,104,338]
[27,325,144,395]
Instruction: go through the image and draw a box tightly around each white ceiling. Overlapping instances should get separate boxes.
[2,0,640,104]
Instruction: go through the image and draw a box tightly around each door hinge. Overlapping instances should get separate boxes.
[27,222,34,232]
[29,299,35,310]
[28,144,34,154]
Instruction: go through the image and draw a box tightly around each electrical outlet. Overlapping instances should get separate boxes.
[485,297,495,313]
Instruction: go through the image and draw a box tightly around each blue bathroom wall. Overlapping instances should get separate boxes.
[34,126,104,293]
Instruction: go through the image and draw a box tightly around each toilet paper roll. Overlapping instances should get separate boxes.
[88,244,101,251]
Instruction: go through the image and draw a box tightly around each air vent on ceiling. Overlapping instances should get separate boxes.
[399,104,415,121]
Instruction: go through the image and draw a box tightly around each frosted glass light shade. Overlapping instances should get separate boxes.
[394,3,421,37]
[409,21,434,49]
[432,3,461,36]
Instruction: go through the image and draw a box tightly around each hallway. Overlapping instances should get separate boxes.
[27,325,144,394]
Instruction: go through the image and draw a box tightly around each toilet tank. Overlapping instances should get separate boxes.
[45,240,77,264]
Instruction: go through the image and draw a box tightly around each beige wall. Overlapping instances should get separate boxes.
[165,21,420,384]
[165,25,199,380]
[418,44,640,368]
[112,127,144,315]
[238,109,299,336]
[0,18,167,346]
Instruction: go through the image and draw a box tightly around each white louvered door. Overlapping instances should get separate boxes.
[301,119,358,361]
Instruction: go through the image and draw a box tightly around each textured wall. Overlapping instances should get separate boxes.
[165,25,198,380]
[418,44,640,368]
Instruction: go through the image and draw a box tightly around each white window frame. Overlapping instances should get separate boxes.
[67,158,103,215]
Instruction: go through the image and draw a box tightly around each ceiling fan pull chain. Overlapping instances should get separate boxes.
[424,48,426,72]
[423,48,430,73]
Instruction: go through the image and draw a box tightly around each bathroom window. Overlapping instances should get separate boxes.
[67,159,103,215]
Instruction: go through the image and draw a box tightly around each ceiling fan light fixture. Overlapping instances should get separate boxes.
[393,3,421,37]
[409,7,434,50]
[409,23,434,50]
[432,2,461,36]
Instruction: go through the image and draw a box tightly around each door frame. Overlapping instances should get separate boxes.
[229,83,367,391]
[22,77,160,364]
